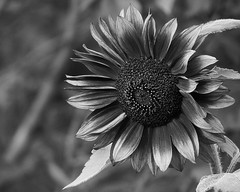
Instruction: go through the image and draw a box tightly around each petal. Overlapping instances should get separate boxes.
[116,16,143,58]
[74,49,121,69]
[76,103,126,140]
[168,119,195,163]
[195,80,223,94]
[125,5,144,33]
[199,142,214,163]
[111,121,144,163]
[179,114,199,156]
[82,44,123,68]
[152,126,172,171]
[66,75,116,89]
[171,50,196,74]
[181,91,212,130]
[90,24,124,63]
[98,18,127,60]
[142,14,156,57]
[93,125,121,150]
[177,76,198,93]
[148,149,158,175]
[170,146,186,171]
[185,55,218,77]
[67,89,118,110]
[201,95,235,109]
[130,128,149,172]
[72,58,118,79]
[205,113,224,133]
[200,131,225,144]
[165,25,202,63]
[154,18,178,61]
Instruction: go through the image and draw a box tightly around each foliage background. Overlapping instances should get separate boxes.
[1,0,240,191]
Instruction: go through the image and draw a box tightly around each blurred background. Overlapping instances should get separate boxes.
[1,0,240,191]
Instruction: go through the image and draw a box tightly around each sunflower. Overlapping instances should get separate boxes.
[67,5,240,174]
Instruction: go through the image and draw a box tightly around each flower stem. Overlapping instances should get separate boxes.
[209,144,222,174]
[226,152,240,173]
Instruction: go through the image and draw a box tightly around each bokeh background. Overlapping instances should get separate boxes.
[1,0,240,191]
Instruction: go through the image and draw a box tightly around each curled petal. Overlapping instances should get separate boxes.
[185,55,218,77]
[177,76,198,93]
[171,50,195,74]
[195,80,223,94]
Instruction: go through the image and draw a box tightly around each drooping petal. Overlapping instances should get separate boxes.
[171,50,195,74]
[76,103,126,140]
[131,128,150,172]
[66,75,116,89]
[154,18,177,61]
[195,80,223,94]
[93,124,121,150]
[200,130,225,144]
[179,114,199,156]
[201,95,235,109]
[72,58,118,79]
[170,146,186,171]
[111,121,144,163]
[199,142,214,163]
[152,126,172,171]
[181,91,212,130]
[185,55,218,77]
[204,113,224,133]
[90,24,125,63]
[126,5,144,33]
[168,119,195,163]
[177,76,198,93]
[164,25,202,64]
[116,16,143,58]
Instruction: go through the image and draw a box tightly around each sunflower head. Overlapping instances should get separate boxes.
[66,5,240,175]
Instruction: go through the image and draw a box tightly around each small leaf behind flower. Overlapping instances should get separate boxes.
[212,67,240,80]
[63,145,112,189]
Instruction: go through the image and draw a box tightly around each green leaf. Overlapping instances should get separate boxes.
[63,145,112,189]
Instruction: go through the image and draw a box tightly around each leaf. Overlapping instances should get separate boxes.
[213,67,240,80]
[199,19,240,36]
[196,171,240,192]
[63,145,112,189]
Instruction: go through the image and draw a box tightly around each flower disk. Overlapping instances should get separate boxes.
[116,57,182,127]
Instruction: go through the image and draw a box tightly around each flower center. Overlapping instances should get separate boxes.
[116,58,183,128]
